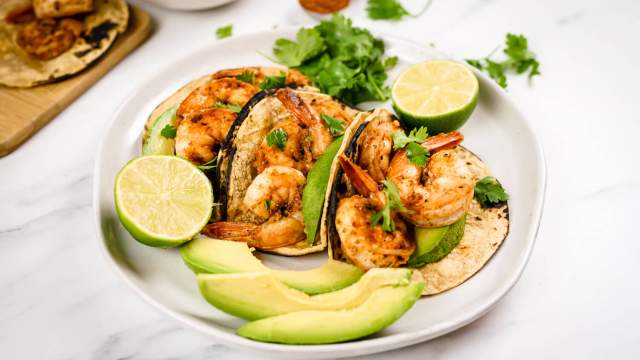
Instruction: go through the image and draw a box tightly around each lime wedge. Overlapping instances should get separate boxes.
[114,155,213,248]
[392,60,479,133]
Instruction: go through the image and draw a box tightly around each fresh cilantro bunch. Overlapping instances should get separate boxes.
[272,14,397,105]
[392,127,430,166]
[370,179,407,232]
[474,176,509,207]
[466,33,540,88]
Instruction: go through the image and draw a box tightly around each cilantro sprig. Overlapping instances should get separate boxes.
[160,124,177,139]
[366,0,431,21]
[259,72,286,90]
[215,24,232,39]
[466,33,540,88]
[267,128,288,150]
[370,180,407,232]
[214,101,242,113]
[320,114,345,136]
[236,71,254,84]
[392,127,429,166]
[271,14,399,105]
[474,176,509,207]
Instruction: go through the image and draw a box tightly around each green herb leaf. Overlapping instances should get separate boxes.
[392,127,428,150]
[236,71,255,84]
[366,0,409,20]
[265,199,271,211]
[406,142,429,166]
[383,56,399,69]
[474,176,509,207]
[370,179,407,232]
[215,24,232,39]
[320,114,345,136]
[197,158,217,172]
[259,72,287,90]
[271,14,393,105]
[466,33,540,88]
[273,28,326,67]
[214,101,242,113]
[266,128,288,150]
[160,124,177,139]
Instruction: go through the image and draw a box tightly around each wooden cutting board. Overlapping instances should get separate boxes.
[0,5,152,157]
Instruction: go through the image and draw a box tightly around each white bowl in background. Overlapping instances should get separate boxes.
[139,0,237,11]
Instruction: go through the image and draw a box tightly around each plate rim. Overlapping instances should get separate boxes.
[92,27,546,358]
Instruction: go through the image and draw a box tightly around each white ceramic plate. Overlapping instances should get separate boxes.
[93,28,545,359]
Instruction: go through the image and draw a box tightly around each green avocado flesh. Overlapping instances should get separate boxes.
[408,215,467,268]
[197,268,412,320]
[237,281,425,344]
[181,237,363,294]
[303,136,343,245]
[142,105,178,155]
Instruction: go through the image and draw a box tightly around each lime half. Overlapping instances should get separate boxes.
[392,60,479,133]
[114,155,213,248]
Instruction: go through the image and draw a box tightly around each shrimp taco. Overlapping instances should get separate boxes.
[204,85,361,255]
[0,0,129,87]
[321,109,509,295]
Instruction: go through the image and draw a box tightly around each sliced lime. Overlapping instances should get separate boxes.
[114,155,213,247]
[392,60,479,133]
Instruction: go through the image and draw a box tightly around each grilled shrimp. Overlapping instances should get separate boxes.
[388,141,474,227]
[203,166,306,250]
[175,68,311,164]
[174,108,236,165]
[340,131,472,228]
[276,88,333,159]
[356,111,402,182]
[254,119,313,174]
[335,196,414,270]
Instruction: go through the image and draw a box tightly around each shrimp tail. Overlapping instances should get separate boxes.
[203,222,259,242]
[423,131,464,152]
[276,88,317,127]
[339,155,379,197]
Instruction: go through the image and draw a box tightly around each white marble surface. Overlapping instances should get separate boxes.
[1,0,639,358]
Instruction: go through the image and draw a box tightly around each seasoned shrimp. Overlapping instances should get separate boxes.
[356,111,402,182]
[203,166,306,250]
[297,91,358,127]
[276,88,333,159]
[335,196,414,270]
[174,108,236,164]
[340,131,472,228]
[254,119,313,174]
[176,77,256,118]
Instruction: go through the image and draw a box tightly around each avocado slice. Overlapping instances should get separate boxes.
[198,268,412,320]
[408,215,467,268]
[237,281,424,344]
[142,105,178,155]
[181,236,363,294]
[303,136,343,245]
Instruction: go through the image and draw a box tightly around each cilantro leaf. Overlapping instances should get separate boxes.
[160,124,177,139]
[266,128,288,150]
[485,59,508,88]
[366,0,409,20]
[466,33,540,88]
[259,72,287,90]
[197,158,216,172]
[236,71,254,84]
[383,56,399,69]
[406,142,429,166]
[215,25,232,39]
[474,176,509,207]
[214,101,242,113]
[320,114,345,136]
[265,199,271,211]
[273,28,326,67]
[271,14,393,105]
[392,127,428,150]
[370,179,407,232]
